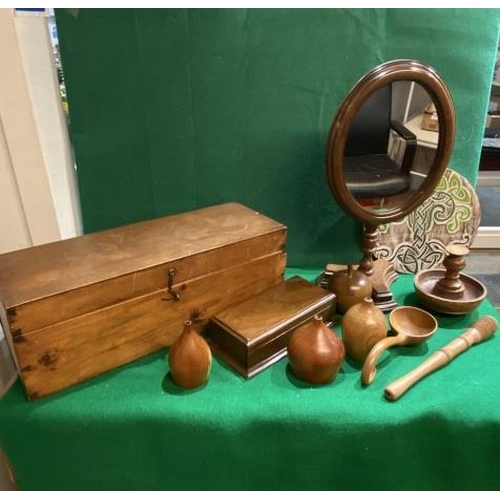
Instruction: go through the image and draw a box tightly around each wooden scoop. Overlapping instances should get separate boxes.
[361,306,438,386]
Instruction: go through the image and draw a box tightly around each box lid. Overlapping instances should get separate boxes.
[0,203,285,308]
[210,276,335,348]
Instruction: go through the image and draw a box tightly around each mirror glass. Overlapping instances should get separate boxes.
[326,59,455,227]
[344,81,437,215]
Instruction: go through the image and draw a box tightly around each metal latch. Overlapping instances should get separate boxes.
[162,267,180,301]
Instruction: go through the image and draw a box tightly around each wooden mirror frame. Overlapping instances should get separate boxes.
[326,59,455,226]
[323,59,455,311]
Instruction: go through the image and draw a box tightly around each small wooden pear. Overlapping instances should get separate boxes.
[168,320,212,389]
[328,264,372,314]
[341,297,387,363]
[287,315,345,385]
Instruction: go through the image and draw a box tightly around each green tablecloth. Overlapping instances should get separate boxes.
[1,271,499,490]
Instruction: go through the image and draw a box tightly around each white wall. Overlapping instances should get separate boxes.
[16,13,82,241]
[0,4,85,403]
[0,8,82,254]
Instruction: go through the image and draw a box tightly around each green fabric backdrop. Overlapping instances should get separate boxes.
[55,8,500,266]
[1,273,500,490]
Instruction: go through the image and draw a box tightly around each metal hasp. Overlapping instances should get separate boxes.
[162,267,180,301]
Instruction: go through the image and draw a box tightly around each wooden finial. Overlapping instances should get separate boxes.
[434,244,469,296]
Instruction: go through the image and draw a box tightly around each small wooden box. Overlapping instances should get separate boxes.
[0,203,286,399]
[207,276,336,378]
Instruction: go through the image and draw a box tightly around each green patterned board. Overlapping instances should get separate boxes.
[376,169,480,274]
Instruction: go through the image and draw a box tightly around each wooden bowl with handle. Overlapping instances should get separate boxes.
[361,306,437,386]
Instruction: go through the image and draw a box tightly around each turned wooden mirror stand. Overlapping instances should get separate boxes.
[323,59,456,311]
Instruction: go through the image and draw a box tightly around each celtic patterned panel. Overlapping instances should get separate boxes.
[376,169,481,274]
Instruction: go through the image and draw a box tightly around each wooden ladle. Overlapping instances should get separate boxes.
[361,306,438,386]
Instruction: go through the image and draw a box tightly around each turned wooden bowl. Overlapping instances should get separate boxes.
[414,269,487,315]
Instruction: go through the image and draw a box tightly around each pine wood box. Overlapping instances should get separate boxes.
[207,276,336,378]
[0,202,286,399]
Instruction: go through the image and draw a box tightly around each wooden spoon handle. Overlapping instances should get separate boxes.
[361,335,406,386]
[384,316,498,401]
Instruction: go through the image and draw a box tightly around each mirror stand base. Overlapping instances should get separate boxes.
[317,259,399,313]
[370,259,399,312]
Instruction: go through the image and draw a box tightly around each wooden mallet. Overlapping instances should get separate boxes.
[384,315,498,401]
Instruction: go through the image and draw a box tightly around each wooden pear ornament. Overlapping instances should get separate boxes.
[168,320,212,389]
[341,297,387,362]
[287,315,345,385]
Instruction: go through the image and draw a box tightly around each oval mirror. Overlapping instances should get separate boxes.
[324,59,455,311]
[326,59,455,226]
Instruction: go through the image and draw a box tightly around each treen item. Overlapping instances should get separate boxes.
[385,315,498,401]
[414,244,487,315]
[341,297,387,362]
[328,264,372,314]
[168,320,212,389]
[207,277,335,378]
[0,202,285,399]
[287,315,345,385]
[361,306,437,386]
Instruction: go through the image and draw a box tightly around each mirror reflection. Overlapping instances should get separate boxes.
[344,82,438,214]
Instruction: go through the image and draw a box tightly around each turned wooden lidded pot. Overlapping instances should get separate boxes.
[168,320,212,389]
[287,315,345,385]
[341,297,387,362]
[328,264,372,314]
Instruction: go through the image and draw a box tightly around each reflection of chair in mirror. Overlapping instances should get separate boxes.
[344,84,417,201]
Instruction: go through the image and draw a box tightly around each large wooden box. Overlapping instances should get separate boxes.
[207,276,336,378]
[0,203,286,399]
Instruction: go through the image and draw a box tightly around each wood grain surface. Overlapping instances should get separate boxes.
[0,203,287,399]
[0,202,285,307]
[207,277,335,377]
[6,230,285,334]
